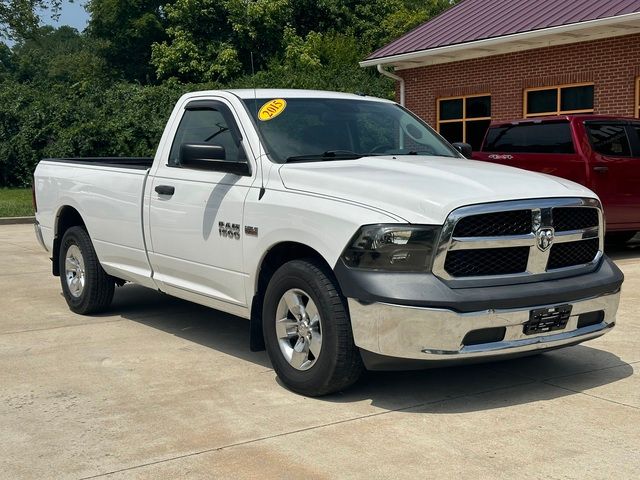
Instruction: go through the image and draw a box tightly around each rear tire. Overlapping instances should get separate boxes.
[59,226,115,314]
[605,231,637,246]
[262,258,364,396]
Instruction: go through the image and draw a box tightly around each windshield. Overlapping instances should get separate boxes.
[242,97,459,163]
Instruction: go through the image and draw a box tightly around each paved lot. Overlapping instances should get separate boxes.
[1,224,639,479]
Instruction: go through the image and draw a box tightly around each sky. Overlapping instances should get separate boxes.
[2,1,89,46]
[43,0,90,32]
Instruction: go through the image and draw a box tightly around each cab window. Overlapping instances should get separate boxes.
[586,123,632,157]
[169,107,246,167]
[482,121,574,154]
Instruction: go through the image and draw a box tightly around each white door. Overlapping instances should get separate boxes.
[147,99,255,310]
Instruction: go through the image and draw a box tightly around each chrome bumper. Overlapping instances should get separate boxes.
[34,221,48,252]
[348,291,619,361]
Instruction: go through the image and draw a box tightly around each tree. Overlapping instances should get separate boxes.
[0,42,13,79]
[151,0,291,83]
[150,0,458,84]
[0,0,62,39]
[10,25,109,85]
[86,0,168,82]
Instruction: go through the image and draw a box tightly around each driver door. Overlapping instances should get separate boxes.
[147,99,255,311]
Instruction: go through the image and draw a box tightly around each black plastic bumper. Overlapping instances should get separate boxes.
[334,256,624,313]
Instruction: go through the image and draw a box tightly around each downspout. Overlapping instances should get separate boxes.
[376,64,405,106]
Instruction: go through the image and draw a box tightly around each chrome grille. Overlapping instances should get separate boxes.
[552,207,599,232]
[433,198,603,287]
[453,210,531,237]
[444,247,530,277]
[548,238,600,270]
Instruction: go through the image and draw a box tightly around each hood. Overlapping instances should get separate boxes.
[278,155,597,224]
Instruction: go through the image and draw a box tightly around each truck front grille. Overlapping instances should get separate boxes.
[547,238,600,270]
[434,199,602,286]
[452,210,531,237]
[552,207,599,232]
[444,247,530,277]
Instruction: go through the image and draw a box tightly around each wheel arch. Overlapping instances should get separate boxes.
[52,205,87,276]
[249,241,337,352]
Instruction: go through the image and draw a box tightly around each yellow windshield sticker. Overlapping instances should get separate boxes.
[258,99,287,121]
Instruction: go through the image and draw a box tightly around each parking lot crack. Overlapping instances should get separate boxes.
[542,381,640,411]
[79,379,536,479]
[0,318,126,336]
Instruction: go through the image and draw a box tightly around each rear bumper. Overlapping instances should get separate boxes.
[349,291,619,368]
[34,220,48,252]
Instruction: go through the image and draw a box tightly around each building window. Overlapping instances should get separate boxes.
[437,94,491,150]
[636,77,639,118]
[524,83,594,117]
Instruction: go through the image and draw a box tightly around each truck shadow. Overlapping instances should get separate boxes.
[108,284,633,413]
[107,284,272,369]
[326,350,633,413]
[605,233,640,261]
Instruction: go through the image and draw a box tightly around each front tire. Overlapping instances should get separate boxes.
[262,259,364,396]
[59,226,115,314]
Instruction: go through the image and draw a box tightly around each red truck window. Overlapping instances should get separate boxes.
[482,122,574,154]
[586,123,632,157]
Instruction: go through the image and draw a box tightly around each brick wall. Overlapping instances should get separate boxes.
[397,33,640,126]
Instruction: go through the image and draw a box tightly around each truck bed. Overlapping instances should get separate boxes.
[42,157,154,170]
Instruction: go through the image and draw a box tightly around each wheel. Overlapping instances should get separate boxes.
[605,231,637,246]
[262,259,364,396]
[59,226,115,314]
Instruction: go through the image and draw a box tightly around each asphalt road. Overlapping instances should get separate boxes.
[1,224,639,479]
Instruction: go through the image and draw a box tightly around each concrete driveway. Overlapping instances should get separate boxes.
[1,224,639,479]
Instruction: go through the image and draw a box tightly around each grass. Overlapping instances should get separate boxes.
[0,188,34,217]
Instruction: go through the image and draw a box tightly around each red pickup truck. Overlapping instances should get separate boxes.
[472,115,640,243]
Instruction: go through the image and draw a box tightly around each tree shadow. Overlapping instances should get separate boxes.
[105,283,634,413]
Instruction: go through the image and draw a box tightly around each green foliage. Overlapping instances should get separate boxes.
[0,0,63,39]
[86,0,169,82]
[0,78,197,186]
[0,0,461,187]
[0,188,33,217]
[230,30,393,98]
[151,0,290,82]
[150,0,451,84]
[10,26,110,85]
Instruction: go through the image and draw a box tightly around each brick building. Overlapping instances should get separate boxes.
[361,0,640,150]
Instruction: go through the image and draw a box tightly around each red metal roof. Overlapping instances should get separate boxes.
[367,0,640,61]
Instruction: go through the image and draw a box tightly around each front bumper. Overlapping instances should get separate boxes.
[349,291,620,367]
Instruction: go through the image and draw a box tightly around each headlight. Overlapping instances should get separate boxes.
[341,225,441,272]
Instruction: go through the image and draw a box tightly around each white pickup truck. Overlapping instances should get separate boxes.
[34,89,624,396]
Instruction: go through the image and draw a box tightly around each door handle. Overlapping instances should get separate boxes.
[593,166,608,173]
[155,185,175,195]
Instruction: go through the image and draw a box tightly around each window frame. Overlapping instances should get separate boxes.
[584,120,634,158]
[482,120,575,155]
[523,83,595,118]
[168,99,248,169]
[634,77,640,118]
[436,93,491,146]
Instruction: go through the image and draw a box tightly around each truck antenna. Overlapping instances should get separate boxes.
[251,51,266,200]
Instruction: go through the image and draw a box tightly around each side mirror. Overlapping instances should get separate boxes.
[452,142,473,159]
[180,143,251,176]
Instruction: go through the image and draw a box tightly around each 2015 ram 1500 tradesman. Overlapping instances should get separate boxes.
[33,90,624,396]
